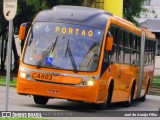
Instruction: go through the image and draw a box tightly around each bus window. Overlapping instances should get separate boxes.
[109,25,118,62]
[148,40,152,65]
[118,29,124,63]
[131,35,137,65]
[123,32,131,64]
[23,22,104,72]
[136,37,140,65]
[144,40,148,65]
[145,39,152,66]
[131,35,140,65]
[151,41,156,64]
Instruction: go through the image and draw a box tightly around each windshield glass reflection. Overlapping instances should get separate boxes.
[23,22,104,72]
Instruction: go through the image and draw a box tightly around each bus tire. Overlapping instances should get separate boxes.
[124,81,135,107]
[33,95,49,105]
[96,81,114,110]
[140,80,150,102]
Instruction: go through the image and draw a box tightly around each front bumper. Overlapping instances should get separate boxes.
[17,78,100,103]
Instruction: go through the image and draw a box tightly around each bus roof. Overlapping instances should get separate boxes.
[33,5,112,29]
[113,15,136,27]
[142,28,156,39]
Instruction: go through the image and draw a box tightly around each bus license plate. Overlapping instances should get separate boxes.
[30,72,53,81]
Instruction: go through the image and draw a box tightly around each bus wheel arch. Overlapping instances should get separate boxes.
[146,79,150,94]
[96,79,114,110]
[140,78,150,102]
[106,79,114,107]
[124,80,136,107]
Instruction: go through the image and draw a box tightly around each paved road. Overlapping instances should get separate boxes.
[0,86,160,111]
[0,86,160,120]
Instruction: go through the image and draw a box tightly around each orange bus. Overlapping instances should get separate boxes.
[17,6,156,110]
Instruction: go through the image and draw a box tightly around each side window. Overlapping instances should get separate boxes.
[109,25,118,62]
[118,29,124,63]
[131,35,137,65]
[145,39,150,66]
[108,24,142,66]
[151,41,156,64]
[148,40,151,65]
[144,39,156,66]
[151,41,154,65]
[131,36,140,65]
[123,32,131,64]
[103,50,109,63]
[136,37,140,65]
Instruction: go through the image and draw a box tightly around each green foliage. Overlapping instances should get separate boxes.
[123,0,146,25]
[57,0,83,5]
[13,0,84,30]
[0,79,16,85]
[0,76,16,85]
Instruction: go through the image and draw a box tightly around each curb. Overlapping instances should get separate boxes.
[0,83,16,87]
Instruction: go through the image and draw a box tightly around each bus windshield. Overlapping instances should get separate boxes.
[23,22,104,72]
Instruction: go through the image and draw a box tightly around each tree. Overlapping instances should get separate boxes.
[14,0,84,28]
[123,0,146,25]
[82,0,95,6]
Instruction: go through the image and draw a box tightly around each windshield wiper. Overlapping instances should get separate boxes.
[66,39,78,73]
[36,36,58,68]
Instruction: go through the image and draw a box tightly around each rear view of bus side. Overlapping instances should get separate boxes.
[17,6,156,110]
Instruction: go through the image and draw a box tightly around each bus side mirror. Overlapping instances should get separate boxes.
[106,36,113,51]
[19,23,31,40]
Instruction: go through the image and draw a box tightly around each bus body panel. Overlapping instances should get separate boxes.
[17,70,101,103]
[142,65,154,96]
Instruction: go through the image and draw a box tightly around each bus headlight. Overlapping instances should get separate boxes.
[20,72,31,80]
[87,80,94,86]
[81,77,96,86]
[20,72,26,78]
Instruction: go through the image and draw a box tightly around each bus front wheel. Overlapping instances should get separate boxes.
[33,95,49,105]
